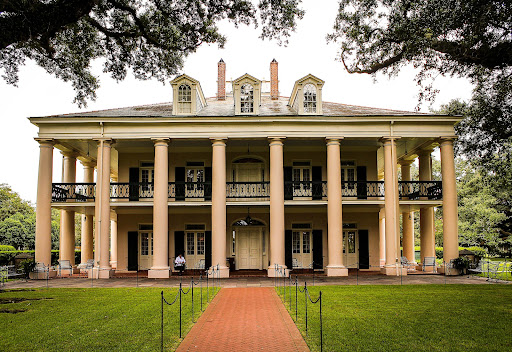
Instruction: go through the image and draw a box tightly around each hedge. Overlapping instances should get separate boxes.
[0,245,16,251]
[0,250,82,266]
[413,246,487,259]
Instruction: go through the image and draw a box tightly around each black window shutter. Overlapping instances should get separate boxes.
[357,166,367,199]
[205,231,212,269]
[312,166,322,200]
[312,229,323,269]
[174,231,185,260]
[284,166,293,200]
[358,230,369,269]
[127,231,138,271]
[204,167,212,201]
[285,229,293,269]
[175,167,185,201]
[129,167,139,201]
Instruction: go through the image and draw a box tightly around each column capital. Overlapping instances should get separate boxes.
[268,137,285,146]
[93,138,114,146]
[398,159,414,166]
[152,138,170,146]
[61,150,79,158]
[35,138,55,146]
[379,136,401,144]
[438,136,457,145]
[326,137,344,145]
[81,160,96,168]
[210,137,227,147]
[417,147,435,157]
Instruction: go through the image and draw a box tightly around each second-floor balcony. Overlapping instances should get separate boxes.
[51,180,442,203]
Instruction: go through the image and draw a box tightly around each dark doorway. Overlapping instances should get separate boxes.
[128,231,138,271]
[358,230,369,269]
[312,229,323,269]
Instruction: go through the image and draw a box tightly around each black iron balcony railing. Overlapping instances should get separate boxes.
[52,183,96,202]
[284,181,327,199]
[169,182,212,200]
[342,181,385,198]
[226,182,270,199]
[51,180,443,202]
[110,182,154,200]
[398,181,442,200]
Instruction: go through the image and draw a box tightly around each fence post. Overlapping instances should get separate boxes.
[320,290,323,352]
[179,282,182,339]
[160,291,164,352]
[295,276,298,322]
[200,273,203,312]
[191,278,194,323]
[206,269,209,303]
[305,282,308,337]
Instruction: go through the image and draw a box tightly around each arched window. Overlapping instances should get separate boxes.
[240,84,254,113]
[303,84,317,113]
[178,84,192,113]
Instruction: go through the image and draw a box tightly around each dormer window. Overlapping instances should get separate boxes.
[178,84,192,113]
[289,74,324,115]
[233,74,261,115]
[171,74,207,115]
[303,84,316,113]
[240,84,254,113]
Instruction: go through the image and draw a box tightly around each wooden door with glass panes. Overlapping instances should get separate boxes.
[343,230,358,268]
[185,229,205,269]
[292,162,311,197]
[140,165,154,198]
[237,227,262,270]
[186,165,204,199]
[292,225,312,268]
[341,162,356,196]
[138,230,153,270]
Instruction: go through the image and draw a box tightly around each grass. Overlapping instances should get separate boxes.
[0,285,219,351]
[277,284,512,352]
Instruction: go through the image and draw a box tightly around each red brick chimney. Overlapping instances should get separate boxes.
[217,59,226,100]
[270,58,278,100]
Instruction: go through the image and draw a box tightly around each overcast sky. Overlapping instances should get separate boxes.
[0,0,472,203]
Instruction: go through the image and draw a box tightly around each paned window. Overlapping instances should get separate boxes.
[141,233,149,256]
[303,84,317,113]
[186,232,195,255]
[292,231,301,254]
[302,231,311,253]
[196,233,205,255]
[240,84,254,113]
[178,84,192,113]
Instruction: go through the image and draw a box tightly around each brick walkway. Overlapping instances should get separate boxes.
[176,287,310,352]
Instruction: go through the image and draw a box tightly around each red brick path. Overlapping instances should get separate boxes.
[176,287,310,352]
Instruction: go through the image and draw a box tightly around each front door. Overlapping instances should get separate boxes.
[237,227,262,269]
[139,231,153,270]
[343,230,358,268]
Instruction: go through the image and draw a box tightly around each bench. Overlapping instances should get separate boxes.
[58,260,73,276]
[422,256,437,273]
[401,256,416,272]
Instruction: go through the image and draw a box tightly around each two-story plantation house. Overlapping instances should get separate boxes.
[30,59,460,278]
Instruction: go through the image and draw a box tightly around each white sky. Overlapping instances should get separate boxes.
[0,0,472,203]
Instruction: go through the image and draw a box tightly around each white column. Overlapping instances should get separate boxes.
[110,217,118,270]
[94,139,113,278]
[81,161,95,265]
[35,139,54,269]
[326,138,348,276]
[381,137,402,275]
[149,138,170,278]
[440,138,459,274]
[400,160,415,263]
[418,149,435,270]
[268,137,287,277]
[379,208,386,267]
[60,152,77,267]
[211,138,229,278]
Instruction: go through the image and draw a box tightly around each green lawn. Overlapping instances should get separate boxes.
[0,286,218,351]
[476,259,512,281]
[278,284,512,352]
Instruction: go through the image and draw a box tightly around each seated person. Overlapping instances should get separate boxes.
[175,254,186,274]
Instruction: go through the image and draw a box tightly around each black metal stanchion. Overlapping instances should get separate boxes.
[191,278,194,323]
[444,261,447,285]
[295,276,298,322]
[200,273,203,312]
[305,282,308,337]
[319,290,323,352]
[357,262,359,286]
[160,291,164,352]
[179,282,182,338]
[136,264,139,288]
[206,269,209,303]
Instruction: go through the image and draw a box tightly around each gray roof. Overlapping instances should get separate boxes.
[45,96,426,118]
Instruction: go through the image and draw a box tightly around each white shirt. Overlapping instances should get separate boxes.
[175,256,186,265]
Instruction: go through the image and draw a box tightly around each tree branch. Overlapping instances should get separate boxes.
[343,50,404,74]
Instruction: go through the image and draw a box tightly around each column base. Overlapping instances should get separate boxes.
[325,266,348,277]
[267,266,289,278]
[381,266,408,276]
[438,266,459,276]
[29,269,57,280]
[208,266,229,278]
[148,267,170,279]
[110,261,117,270]
[380,259,386,268]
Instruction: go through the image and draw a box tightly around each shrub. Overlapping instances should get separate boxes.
[20,258,36,279]
[0,251,17,265]
[435,247,443,259]
[0,245,16,251]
